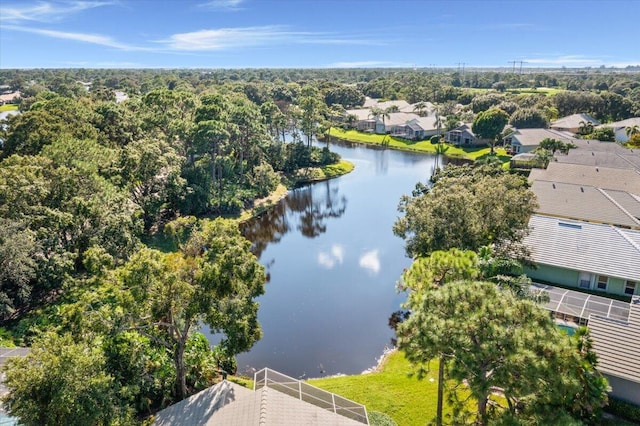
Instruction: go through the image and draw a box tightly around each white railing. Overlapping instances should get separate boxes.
[254,368,369,424]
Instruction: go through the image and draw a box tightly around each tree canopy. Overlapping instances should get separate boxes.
[394,165,537,259]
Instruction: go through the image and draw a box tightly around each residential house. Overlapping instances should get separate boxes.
[550,113,600,134]
[362,98,410,112]
[345,108,379,132]
[596,117,640,143]
[153,368,369,425]
[530,180,640,229]
[588,296,640,405]
[504,128,573,154]
[528,162,640,195]
[523,214,640,297]
[0,91,20,105]
[392,116,444,140]
[530,285,640,404]
[445,124,484,146]
[554,147,640,171]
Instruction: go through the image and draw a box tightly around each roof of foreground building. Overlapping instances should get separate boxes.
[153,368,368,426]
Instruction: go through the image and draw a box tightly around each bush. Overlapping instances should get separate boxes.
[368,411,398,426]
[605,397,640,423]
[430,135,441,144]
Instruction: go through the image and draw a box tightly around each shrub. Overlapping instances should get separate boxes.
[368,411,398,426]
[605,397,640,423]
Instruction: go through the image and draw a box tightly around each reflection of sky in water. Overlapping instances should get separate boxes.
[359,250,380,275]
[223,140,440,378]
[318,244,345,269]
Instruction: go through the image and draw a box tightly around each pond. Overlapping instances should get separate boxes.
[206,141,443,379]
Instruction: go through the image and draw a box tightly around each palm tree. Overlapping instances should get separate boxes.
[434,108,444,139]
[625,124,639,140]
[413,101,427,117]
[369,106,390,134]
[579,120,594,136]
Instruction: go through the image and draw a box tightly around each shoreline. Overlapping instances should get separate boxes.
[236,159,355,223]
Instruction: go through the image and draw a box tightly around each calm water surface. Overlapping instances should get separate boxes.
[207,141,440,379]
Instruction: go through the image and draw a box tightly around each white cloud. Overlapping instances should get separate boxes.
[199,0,244,10]
[318,244,345,269]
[2,25,147,51]
[0,1,112,23]
[359,250,380,275]
[160,26,380,51]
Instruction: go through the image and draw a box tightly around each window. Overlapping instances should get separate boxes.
[625,281,637,296]
[596,275,608,291]
[578,272,591,289]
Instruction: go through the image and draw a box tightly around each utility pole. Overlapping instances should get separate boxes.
[508,60,517,73]
[518,60,528,75]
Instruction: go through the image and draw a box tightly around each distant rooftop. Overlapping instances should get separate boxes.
[551,113,600,130]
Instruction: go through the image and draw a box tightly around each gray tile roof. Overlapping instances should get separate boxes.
[510,128,573,147]
[153,378,367,425]
[524,215,640,282]
[531,181,640,229]
[529,163,640,195]
[589,296,640,384]
[568,138,637,153]
[597,117,640,130]
[555,150,640,170]
[551,113,600,130]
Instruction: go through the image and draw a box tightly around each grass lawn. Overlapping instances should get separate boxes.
[0,104,19,112]
[308,351,455,426]
[329,128,509,162]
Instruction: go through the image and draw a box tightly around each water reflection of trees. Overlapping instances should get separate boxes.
[241,179,347,258]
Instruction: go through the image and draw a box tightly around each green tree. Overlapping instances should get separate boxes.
[398,281,607,425]
[589,126,615,142]
[472,108,509,154]
[2,333,131,426]
[394,171,537,258]
[398,249,480,425]
[122,218,265,400]
[509,107,549,129]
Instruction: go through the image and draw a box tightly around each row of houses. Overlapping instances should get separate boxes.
[346,98,444,141]
[520,139,640,405]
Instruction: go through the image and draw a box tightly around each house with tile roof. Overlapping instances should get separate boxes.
[523,215,640,297]
[528,162,640,195]
[153,368,369,425]
[588,296,640,405]
[596,117,640,143]
[550,113,600,134]
[445,124,485,146]
[530,180,640,230]
[504,128,574,154]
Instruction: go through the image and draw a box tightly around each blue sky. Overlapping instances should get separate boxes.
[1,0,639,69]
